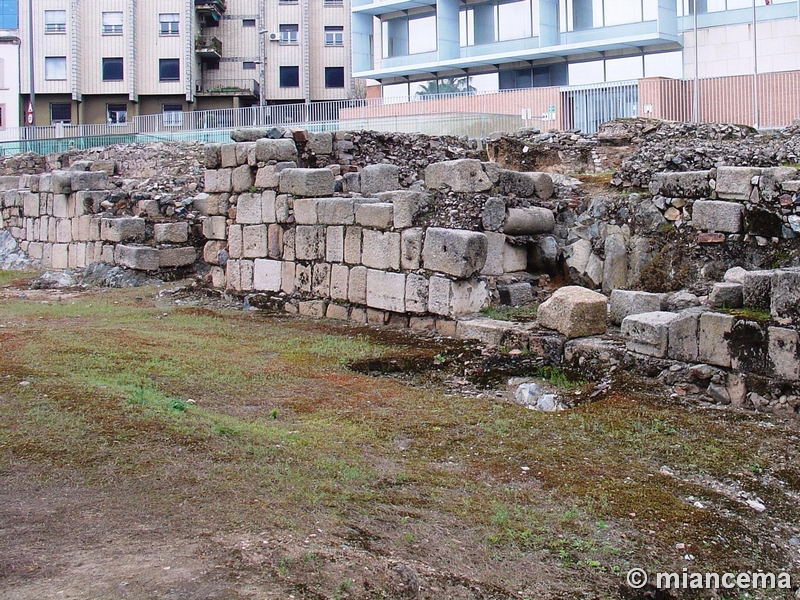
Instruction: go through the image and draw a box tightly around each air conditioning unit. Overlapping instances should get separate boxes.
[269,32,279,41]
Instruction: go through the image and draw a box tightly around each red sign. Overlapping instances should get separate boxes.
[26,101,33,125]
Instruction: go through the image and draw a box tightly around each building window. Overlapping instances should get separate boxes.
[243,18,256,27]
[243,61,256,70]
[279,66,299,87]
[102,57,124,81]
[163,104,183,127]
[324,26,343,46]
[44,10,66,34]
[0,0,18,29]
[279,24,298,44]
[44,57,67,80]
[50,103,71,125]
[383,13,437,58]
[159,58,180,81]
[325,67,344,88]
[107,103,127,124]
[279,0,298,4]
[206,58,220,70]
[559,0,658,32]
[324,0,343,5]
[102,12,123,35]
[159,13,179,35]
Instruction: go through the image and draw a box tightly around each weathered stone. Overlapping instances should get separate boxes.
[668,308,702,362]
[344,226,362,264]
[361,229,401,271]
[306,131,333,155]
[768,327,800,381]
[537,286,607,339]
[502,241,528,273]
[376,190,430,229]
[293,198,319,224]
[497,170,554,199]
[231,128,271,142]
[281,261,295,293]
[743,269,773,309]
[692,200,743,233]
[421,228,487,278]
[204,144,221,169]
[622,311,680,358]
[159,247,196,268]
[69,171,107,191]
[771,269,800,325]
[481,197,506,231]
[255,162,296,189]
[227,225,243,258]
[450,279,489,317]
[648,171,711,198]
[715,166,761,200]
[609,290,665,325]
[220,143,238,168]
[101,217,145,242]
[242,225,268,258]
[114,245,159,271]
[317,198,355,225]
[366,269,405,312]
[193,193,228,216]
[529,235,559,275]
[498,282,533,306]
[348,265,367,304]
[723,266,748,284]
[360,164,400,195]
[405,273,428,313]
[330,264,349,301]
[294,263,312,292]
[401,228,423,271]
[698,312,734,367]
[502,207,555,235]
[154,222,188,244]
[204,169,232,193]
[294,225,325,261]
[326,225,344,262]
[424,159,492,193]
[709,282,743,309]
[312,263,331,297]
[456,317,516,346]
[355,203,394,230]
[298,300,327,319]
[602,233,628,293]
[203,240,227,265]
[255,138,298,163]
[279,168,335,197]
[231,165,255,193]
[729,319,767,373]
[203,216,227,240]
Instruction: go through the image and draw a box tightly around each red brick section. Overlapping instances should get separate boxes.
[698,232,726,244]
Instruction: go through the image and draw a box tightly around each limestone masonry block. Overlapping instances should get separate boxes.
[355,202,394,230]
[255,162,296,189]
[699,312,735,367]
[203,240,227,265]
[456,318,516,346]
[203,216,227,240]
[610,290,665,326]
[622,311,680,358]
[692,200,743,233]
[421,228,487,278]
[242,224,268,258]
[401,228,423,271]
[298,300,327,319]
[204,144,221,169]
[294,225,325,261]
[236,192,263,224]
[537,286,608,339]
[503,207,555,235]
[497,170,554,200]
[359,164,400,195]
[56,219,72,243]
[306,131,333,155]
[240,260,254,291]
[253,259,283,291]
[231,165,255,193]
[317,198,355,225]
[361,229,401,271]
[267,224,283,259]
[326,226,344,262]
[205,169,232,193]
[261,191,277,223]
[101,217,145,242]
[236,142,256,166]
[50,244,68,269]
[228,224,243,258]
[281,261,295,294]
[425,159,492,193]
[159,247,197,268]
[115,245,160,271]
[154,222,189,244]
[326,304,349,321]
[366,269,405,312]
[255,138,298,163]
[348,265,367,305]
[0,176,20,191]
[648,171,711,198]
[220,143,238,168]
[312,262,331,297]
[405,273,428,314]
[293,198,319,224]
[377,190,430,229]
[69,171,108,191]
[76,190,110,214]
[23,192,39,217]
[450,279,489,317]
[715,166,761,200]
[330,264,349,301]
[279,168,334,197]
[743,269,773,309]
[771,269,800,325]
[344,226,362,264]
[53,194,69,218]
[709,282,743,309]
[503,241,528,273]
[768,327,800,381]
[226,260,241,291]
[282,228,295,261]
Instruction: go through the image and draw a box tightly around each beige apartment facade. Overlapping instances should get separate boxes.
[18,0,353,127]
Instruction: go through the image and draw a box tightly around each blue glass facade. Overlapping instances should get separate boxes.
[0,0,17,30]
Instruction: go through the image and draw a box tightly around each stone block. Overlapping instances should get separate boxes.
[665,308,700,362]
[75,190,110,214]
[236,192,263,224]
[401,228,423,271]
[306,132,333,155]
[348,266,367,304]
[69,171,107,191]
[367,309,387,325]
[537,286,607,339]
[481,232,505,276]
[236,142,256,166]
[261,191,277,223]
[293,263,310,292]
[715,166,761,200]
[56,219,72,243]
[154,222,189,244]
[330,264,349,301]
[228,224,243,258]
[326,304,349,320]
[159,247,197,268]
[425,159,492,193]
[360,164,399,195]
[279,168,335,197]
[502,207,555,235]
[255,138,298,163]
[240,260,254,291]
[231,165,255,193]
[344,227,362,264]
[204,144,221,169]
[450,279,489,317]
[53,194,69,218]
[421,228,487,278]
[498,282,533,306]
[22,192,39,217]
[204,169,232,193]
[0,175,20,191]
[355,203,394,230]
[253,259,283,291]
[456,317,516,346]
[220,143,238,168]
[317,198,355,225]
[293,198,319,224]
[366,269,405,312]
[294,225,325,261]
[114,244,160,271]
[771,269,800,325]
[361,229,401,271]
[648,170,712,198]
[298,300,327,319]
[497,170,554,199]
[267,224,283,259]
[242,224,268,258]
[255,162,296,189]
[743,269,773,309]
[709,282,743,309]
[349,307,367,324]
[312,262,331,297]
[202,216,227,240]
[622,311,680,358]
[50,243,68,269]
[768,327,800,381]
[377,190,430,229]
[405,273,428,313]
[203,240,227,265]
[281,261,296,293]
[609,290,665,325]
[602,233,628,293]
[226,261,241,290]
[282,228,295,261]
[698,312,734,367]
[101,217,145,242]
[692,200,743,233]
[503,241,528,273]
[326,226,344,262]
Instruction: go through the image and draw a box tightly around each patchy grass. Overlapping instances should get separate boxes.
[0,269,39,286]
[1,285,799,598]
[721,307,773,323]
[480,304,539,322]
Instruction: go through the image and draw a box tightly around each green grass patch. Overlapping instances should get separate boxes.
[720,307,773,323]
[480,304,538,322]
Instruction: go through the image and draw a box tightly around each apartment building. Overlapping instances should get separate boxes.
[352,0,800,97]
[0,0,20,130]
[18,0,353,127]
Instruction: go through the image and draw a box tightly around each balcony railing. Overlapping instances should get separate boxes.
[197,79,260,98]
[195,36,222,58]
[194,0,226,22]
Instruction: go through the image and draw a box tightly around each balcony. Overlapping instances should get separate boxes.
[195,0,226,23]
[197,79,260,98]
[195,36,222,59]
